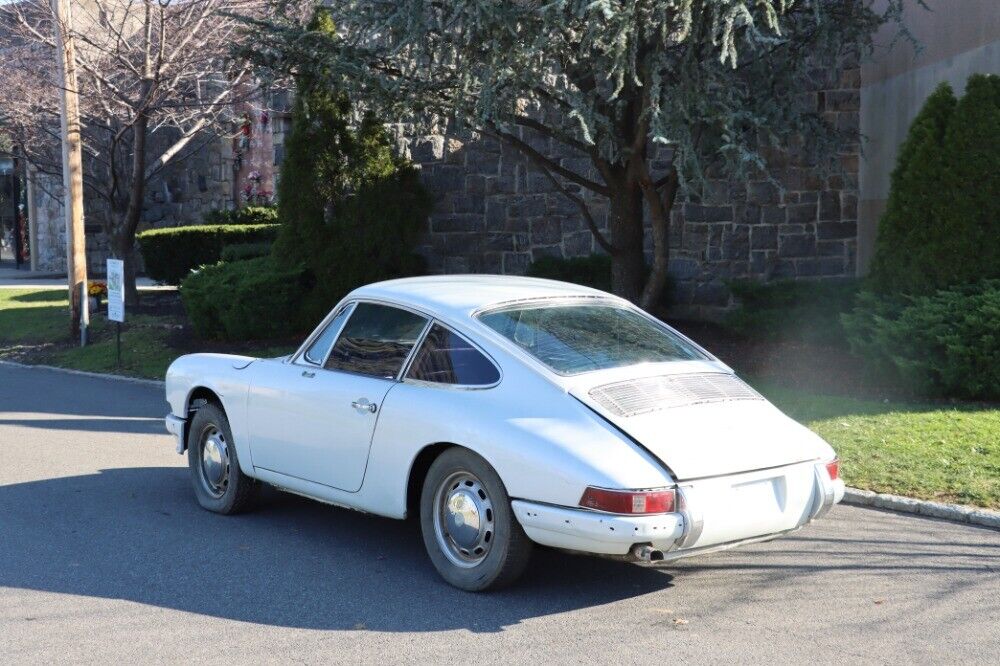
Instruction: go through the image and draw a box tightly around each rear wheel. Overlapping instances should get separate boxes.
[420,448,533,591]
[187,402,257,514]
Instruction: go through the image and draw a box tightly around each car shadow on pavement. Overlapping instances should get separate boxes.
[0,466,673,632]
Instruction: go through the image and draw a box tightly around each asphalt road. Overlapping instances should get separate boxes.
[1,363,998,664]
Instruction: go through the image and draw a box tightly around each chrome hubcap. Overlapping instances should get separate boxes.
[199,426,229,498]
[433,472,494,568]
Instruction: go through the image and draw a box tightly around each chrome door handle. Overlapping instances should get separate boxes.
[351,399,377,413]
[302,370,316,378]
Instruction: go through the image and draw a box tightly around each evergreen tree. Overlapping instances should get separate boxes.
[868,83,956,293]
[274,9,430,323]
[932,74,1000,289]
[869,74,1000,294]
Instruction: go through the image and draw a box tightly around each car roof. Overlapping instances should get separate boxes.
[349,275,618,320]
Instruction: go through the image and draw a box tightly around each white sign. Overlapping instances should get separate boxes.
[106,258,125,323]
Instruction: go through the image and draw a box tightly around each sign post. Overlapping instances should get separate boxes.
[106,259,125,367]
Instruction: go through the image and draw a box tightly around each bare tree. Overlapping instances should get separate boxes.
[0,0,266,303]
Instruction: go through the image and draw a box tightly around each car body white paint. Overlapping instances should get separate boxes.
[165,275,844,559]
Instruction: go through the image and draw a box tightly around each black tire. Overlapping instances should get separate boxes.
[420,447,533,591]
[187,402,257,514]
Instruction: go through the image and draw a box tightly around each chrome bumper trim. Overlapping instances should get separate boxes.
[810,462,844,520]
[165,414,187,454]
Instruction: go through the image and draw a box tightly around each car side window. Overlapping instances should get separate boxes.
[407,324,500,386]
[302,305,352,366]
[325,303,428,379]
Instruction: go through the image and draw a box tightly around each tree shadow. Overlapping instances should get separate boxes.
[10,290,67,303]
[0,467,674,632]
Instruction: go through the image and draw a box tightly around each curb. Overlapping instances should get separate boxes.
[0,359,164,388]
[843,488,1000,531]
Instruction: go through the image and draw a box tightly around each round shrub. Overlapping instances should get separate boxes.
[180,257,311,340]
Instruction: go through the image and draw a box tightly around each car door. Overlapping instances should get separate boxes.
[247,301,429,492]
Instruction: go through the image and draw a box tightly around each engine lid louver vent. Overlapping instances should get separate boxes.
[588,373,763,418]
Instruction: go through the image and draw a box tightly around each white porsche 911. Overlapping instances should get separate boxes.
[165,275,844,591]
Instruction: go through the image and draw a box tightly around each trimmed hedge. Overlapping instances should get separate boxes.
[725,278,861,347]
[203,206,278,226]
[842,280,1000,400]
[181,257,311,340]
[137,223,279,285]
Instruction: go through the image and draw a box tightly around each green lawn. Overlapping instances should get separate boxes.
[759,385,1000,510]
[0,288,71,344]
[0,288,295,379]
[3,288,998,509]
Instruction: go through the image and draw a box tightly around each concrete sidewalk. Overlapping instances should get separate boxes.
[0,261,168,289]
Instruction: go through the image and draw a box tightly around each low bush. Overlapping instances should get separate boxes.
[842,280,1000,400]
[202,206,278,226]
[220,242,272,263]
[725,278,861,347]
[137,224,279,285]
[526,254,613,292]
[180,257,311,340]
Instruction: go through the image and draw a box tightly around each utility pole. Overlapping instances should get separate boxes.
[50,0,88,344]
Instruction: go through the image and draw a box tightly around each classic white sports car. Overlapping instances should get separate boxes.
[165,275,844,590]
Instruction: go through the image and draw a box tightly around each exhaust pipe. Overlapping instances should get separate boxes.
[631,544,665,562]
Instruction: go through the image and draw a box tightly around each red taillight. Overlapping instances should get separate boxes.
[579,487,676,514]
[825,459,840,481]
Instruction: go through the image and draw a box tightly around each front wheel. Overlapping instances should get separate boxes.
[187,402,257,514]
[420,448,533,591]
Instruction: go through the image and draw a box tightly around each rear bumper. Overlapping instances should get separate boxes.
[165,414,186,454]
[511,500,685,555]
[513,461,844,558]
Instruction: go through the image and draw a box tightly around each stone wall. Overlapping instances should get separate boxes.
[402,69,861,318]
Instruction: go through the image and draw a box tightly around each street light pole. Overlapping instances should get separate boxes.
[50,0,88,344]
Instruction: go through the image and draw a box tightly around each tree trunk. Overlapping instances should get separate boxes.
[639,167,679,312]
[119,86,150,307]
[608,181,646,304]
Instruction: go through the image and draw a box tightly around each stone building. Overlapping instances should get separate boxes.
[11,0,999,318]
[21,95,289,276]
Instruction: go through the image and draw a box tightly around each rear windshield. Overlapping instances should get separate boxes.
[477,302,705,375]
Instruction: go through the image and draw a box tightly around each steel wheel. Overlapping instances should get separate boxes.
[432,471,495,568]
[198,424,230,499]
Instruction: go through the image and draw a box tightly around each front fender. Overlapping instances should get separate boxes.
[165,353,258,473]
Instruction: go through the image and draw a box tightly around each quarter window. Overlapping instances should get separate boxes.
[325,303,428,379]
[302,305,352,366]
[407,324,500,386]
